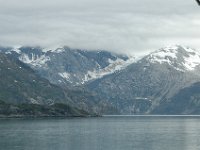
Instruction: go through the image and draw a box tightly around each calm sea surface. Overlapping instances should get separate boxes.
[0,116,200,150]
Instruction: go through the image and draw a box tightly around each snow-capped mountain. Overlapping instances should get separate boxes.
[0,46,135,87]
[0,50,118,115]
[86,45,200,114]
[0,52,71,105]
[2,45,200,115]
[146,45,200,72]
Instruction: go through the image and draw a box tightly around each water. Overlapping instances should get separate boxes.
[0,116,200,150]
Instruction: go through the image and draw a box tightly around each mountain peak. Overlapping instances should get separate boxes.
[145,45,200,71]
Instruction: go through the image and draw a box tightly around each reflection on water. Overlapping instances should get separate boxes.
[0,116,200,150]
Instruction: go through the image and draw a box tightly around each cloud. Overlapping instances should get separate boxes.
[0,0,199,54]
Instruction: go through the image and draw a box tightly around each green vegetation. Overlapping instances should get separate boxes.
[0,100,90,117]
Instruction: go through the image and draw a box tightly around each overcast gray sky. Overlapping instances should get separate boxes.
[0,0,199,54]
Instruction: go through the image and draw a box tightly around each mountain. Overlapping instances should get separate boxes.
[0,46,134,87]
[152,82,200,115]
[2,45,200,115]
[85,45,200,114]
[0,52,91,116]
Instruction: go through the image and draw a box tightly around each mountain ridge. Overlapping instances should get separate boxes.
[1,45,200,115]
[0,52,93,116]
[0,46,134,87]
[85,45,200,114]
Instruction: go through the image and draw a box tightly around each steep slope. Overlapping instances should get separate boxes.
[152,82,200,115]
[0,101,90,117]
[0,52,67,105]
[146,45,200,71]
[2,45,200,115]
[0,52,90,116]
[0,46,134,87]
[86,45,200,114]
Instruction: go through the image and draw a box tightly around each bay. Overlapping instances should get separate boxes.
[0,116,200,150]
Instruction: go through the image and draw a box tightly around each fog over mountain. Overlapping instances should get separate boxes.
[2,45,200,115]
[0,0,199,54]
[0,0,200,115]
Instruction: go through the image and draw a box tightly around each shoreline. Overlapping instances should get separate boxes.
[103,115,200,117]
[1,114,200,119]
[0,114,100,119]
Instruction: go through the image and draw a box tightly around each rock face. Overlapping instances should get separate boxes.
[152,82,200,115]
[0,46,133,87]
[0,52,65,105]
[2,45,200,115]
[86,45,200,114]
[0,52,93,116]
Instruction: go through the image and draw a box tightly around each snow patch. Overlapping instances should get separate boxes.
[54,48,65,53]
[146,45,200,71]
[81,57,136,84]
[19,53,50,67]
[58,72,71,80]
[29,98,40,104]
[148,45,178,64]
[182,51,200,70]
[11,46,21,54]
[42,47,65,53]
